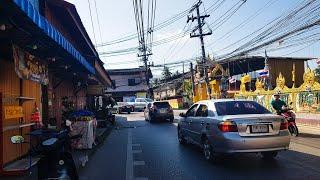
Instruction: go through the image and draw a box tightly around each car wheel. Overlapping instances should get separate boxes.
[202,138,214,161]
[127,110,131,114]
[288,124,299,137]
[178,128,186,145]
[261,151,278,160]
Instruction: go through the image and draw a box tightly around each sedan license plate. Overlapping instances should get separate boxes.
[160,109,167,113]
[251,125,269,133]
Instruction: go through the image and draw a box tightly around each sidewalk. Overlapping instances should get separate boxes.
[73,119,115,170]
[296,113,320,135]
[6,118,116,180]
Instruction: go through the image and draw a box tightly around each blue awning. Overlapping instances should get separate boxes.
[13,0,96,74]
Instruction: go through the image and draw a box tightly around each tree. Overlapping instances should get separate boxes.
[316,66,320,82]
[162,66,172,81]
[152,78,159,87]
[173,70,180,78]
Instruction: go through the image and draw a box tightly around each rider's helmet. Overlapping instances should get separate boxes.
[274,91,282,98]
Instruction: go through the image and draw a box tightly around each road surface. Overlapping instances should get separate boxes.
[79,112,320,180]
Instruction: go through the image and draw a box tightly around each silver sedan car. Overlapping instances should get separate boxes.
[177,99,291,160]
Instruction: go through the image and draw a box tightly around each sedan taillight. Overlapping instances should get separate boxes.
[218,121,238,132]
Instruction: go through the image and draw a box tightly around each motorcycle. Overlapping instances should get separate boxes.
[281,105,299,137]
[11,120,80,180]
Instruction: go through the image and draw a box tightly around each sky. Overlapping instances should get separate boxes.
[66,0,320,78]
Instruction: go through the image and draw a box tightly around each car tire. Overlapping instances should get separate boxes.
[202,137,215,161]
[178,128,186,145]
[127,111,131,114]
[261,151,278,160]
[288,124,299,137]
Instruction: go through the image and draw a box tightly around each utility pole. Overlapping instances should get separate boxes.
[190,62,195,98]
[182,62,185,92]
[187,0,212,99]
[138,48,152,98]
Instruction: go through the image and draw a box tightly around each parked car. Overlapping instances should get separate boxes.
[177,99,290,161]
[144,101,174,122]
[111,102,134,114]
[127,98,153,111]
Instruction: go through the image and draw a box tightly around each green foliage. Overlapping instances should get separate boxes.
[153,78,160,87]
[162,66,172,81]
[315,66,320,82]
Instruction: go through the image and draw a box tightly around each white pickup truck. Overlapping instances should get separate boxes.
[127,98,153,111]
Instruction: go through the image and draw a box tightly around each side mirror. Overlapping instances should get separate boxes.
[11,135,24,144]
[179,113,186,117]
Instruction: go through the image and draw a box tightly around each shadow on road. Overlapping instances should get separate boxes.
[177,142,320,178]
[299,133,320,138]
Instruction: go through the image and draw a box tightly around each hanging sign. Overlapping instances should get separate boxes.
[13,45,49,85]
[4,106,24,119]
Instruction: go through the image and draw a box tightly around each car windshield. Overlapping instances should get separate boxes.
[153,102,170,108]
[215,101,271,116]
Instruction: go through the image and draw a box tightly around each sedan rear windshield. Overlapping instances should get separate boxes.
[215,101,270,116]
[153,102,170,108]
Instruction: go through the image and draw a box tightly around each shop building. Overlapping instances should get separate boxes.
[0,0,112,174]
[105,67,152,102]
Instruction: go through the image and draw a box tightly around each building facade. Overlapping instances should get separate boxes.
[105,68,151,102]
[0,0,112,173]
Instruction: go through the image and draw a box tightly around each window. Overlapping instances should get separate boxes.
[196,104,208,117]
[186,104,198,117]
[153,102,170,108]
[215,101,271,116]
[112,80,116,87]
[128,79,135,86]
[145,98,153,102]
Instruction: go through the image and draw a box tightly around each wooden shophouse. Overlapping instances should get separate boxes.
[0,0,112,175]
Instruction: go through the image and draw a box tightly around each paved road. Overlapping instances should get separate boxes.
[79,112,320,180]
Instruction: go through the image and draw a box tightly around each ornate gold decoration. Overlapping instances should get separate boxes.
[274,72,290,93]
[210,64,226,78]
[254,79,265,94]
[292,63,296,87]
[239,74,251,94]
[298,68,320,91]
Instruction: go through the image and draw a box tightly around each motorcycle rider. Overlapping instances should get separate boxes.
[271,93,287,115]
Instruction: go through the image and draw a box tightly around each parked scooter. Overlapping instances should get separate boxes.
[281,104,299,137]
[11,120,80,180]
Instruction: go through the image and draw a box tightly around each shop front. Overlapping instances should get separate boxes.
[0,0,99,175]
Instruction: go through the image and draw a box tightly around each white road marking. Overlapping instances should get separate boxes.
[132,150,142,154]
[126,129,133,180]
[133,161,145,166]
[135,177,149,180]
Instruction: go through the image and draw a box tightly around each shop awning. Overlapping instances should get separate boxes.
[12,0,95,74]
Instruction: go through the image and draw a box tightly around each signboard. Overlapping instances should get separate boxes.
[136,92,147,98]
[4,106,23,119]
[87,85,104,95]
[13,45,49,85]
[123,96,136,102]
